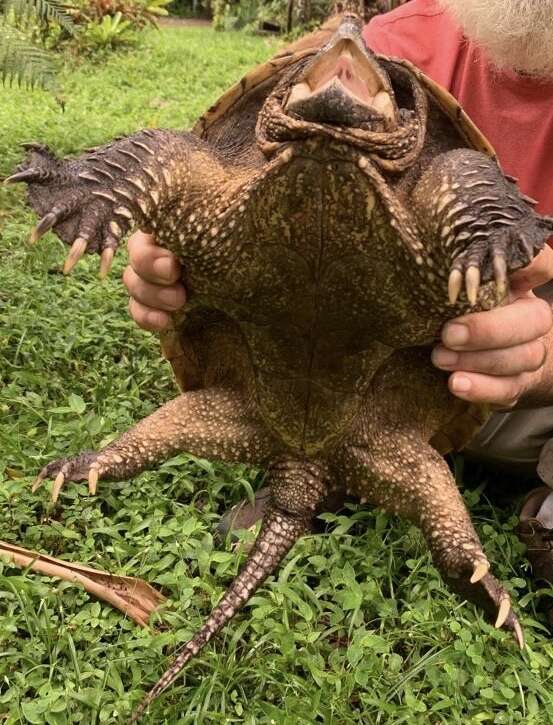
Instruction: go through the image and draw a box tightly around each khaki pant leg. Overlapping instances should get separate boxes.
[465,406,553,481]
[466,285,553,480]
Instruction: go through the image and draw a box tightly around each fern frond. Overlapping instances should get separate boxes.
[0,22,57,87]
[3,0,75,32]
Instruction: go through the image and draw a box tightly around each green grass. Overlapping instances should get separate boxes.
[1,25,553,725]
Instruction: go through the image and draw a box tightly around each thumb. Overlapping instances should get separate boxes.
[510,244,553,294]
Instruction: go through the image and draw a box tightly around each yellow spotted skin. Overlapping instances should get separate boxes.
[10,12,550,720]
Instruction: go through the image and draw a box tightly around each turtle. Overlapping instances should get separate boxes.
[6,7,553,721]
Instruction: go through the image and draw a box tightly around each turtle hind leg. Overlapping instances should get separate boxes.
[338,433,524,648]
[131,458,330,723]
[33,387,277,502]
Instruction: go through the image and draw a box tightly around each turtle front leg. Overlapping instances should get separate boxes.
[337,435,524,647]
[4,131,226,276]
[412,148,553,306]
[34,388,277,502]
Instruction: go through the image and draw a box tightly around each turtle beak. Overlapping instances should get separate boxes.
[286,15,397,130]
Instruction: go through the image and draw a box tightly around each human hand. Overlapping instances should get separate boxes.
[123,231,186,331]
[432,246,553,408]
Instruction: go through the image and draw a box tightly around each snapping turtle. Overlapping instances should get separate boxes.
[6,8,553,720]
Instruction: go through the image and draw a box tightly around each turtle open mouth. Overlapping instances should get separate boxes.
[286,38,397,130]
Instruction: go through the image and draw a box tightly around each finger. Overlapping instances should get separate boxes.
[511,245,553,294]
[442,297,552,351]
[447,371,532,407]
[127,230,182,285]
[432,338,547,377]
[128,297,173,332]
[123,266,186,312]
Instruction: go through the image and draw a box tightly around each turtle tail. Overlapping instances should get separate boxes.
[131,458,329,722]
[130,509,309,722]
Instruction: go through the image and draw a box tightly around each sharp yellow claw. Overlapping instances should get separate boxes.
[31,473,45,493]
[3,169,39,185]
[465,266,481,306]
[470,561,489,584]
[63,237,88,275]
[88,465,99,495]
[495,597,511,629]
[448,269,463,305]
[513,620,525,650]
[99,248,115,279]
[52,471,65,503]
[30,212,57,244]
[493,255,508,302]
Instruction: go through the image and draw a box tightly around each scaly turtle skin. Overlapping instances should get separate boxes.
[6,11,553,720]
[167,12,494,456]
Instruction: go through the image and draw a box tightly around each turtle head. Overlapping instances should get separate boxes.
[257,13,425,166]
[285,15,398,132]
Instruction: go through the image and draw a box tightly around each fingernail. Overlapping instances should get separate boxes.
[443,323,469,348]
[432,348,459,368]
[153,256,177,282]
[451,375,472,393]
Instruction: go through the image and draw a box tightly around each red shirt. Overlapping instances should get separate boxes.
[363,0,553,216]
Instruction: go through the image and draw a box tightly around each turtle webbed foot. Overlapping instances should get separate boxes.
[412,148,553,308]
[5,142,140,277]
[33,449,116,503]
[31,390,277,504]
[448,214,553,307]
[4,131,187,277]
[339,435,525,648]
[432,535,524,648]
[445,568,523,647]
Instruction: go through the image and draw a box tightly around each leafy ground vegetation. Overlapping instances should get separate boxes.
[1,25,553,725]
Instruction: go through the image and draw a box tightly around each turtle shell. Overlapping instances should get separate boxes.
[159,20,497,455]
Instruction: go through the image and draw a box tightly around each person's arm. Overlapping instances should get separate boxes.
[124,235,553,409]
